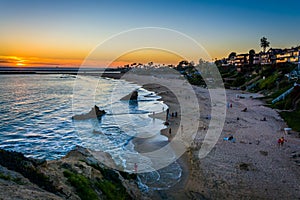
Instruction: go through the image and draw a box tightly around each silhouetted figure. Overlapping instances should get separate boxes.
[166,108,170,121]
[261,117,267,121]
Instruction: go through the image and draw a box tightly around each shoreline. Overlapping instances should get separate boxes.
[0,70,125,79]
[131,83,190,199]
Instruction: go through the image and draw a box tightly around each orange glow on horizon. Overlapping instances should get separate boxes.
[0,55,85,68]
[0,49,185,68]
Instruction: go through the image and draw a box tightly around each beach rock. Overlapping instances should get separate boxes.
[121,90,138,101]
[72,105,106,120]
[259,151,268,156]
[187,191,208,200]
[237,162,255,171]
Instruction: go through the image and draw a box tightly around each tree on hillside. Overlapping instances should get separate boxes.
[249,49,256,55]
[260,37,270,53]
[176,60,189,71]
[249,49,256,66]
[228,52,237,60]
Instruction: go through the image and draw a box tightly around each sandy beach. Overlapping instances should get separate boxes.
[123,73,300,199]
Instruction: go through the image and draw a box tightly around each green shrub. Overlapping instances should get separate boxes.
[0,173,23,184]
[96,180,128,200]
[0,173,11,181]
[63,170,99,200]
[273,100,285,110]
[259,74,278,90]
[280,108,300,132]
[232,76,246,87]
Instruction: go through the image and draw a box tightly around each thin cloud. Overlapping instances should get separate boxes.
[0,60,14,63]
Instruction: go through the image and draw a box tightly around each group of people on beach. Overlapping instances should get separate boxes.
[164,108,178,122]
[227,102,233,108]
[227,101,288,148]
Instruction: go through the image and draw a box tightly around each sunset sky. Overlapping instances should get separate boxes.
[1,0,300,67]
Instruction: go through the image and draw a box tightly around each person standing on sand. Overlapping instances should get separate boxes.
[134,163,138,173]
[278,136,287,147]
[166,108,169,121]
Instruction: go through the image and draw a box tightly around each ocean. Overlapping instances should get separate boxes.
[0,74,181,190]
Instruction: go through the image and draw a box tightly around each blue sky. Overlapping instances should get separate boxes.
[0,0,299,66]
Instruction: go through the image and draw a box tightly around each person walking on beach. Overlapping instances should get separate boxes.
[166,108,169,121]
[278,136,286,147]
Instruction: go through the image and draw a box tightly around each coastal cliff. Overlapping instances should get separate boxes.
[0,146,147,200]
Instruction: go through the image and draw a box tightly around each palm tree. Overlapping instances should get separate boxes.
[260,37,270,53]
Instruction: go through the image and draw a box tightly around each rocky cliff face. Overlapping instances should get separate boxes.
[0,147,147,200]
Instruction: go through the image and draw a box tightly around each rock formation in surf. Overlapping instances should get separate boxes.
[72,105,106,120]
[121,90,138,101]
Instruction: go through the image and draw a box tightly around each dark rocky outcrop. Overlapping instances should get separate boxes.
[0,147,148,200]
[121,90,138,101]
[72,105,106,120]
[0,149,56,193]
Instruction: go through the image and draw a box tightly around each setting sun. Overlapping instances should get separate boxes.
[16,63,25,66]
